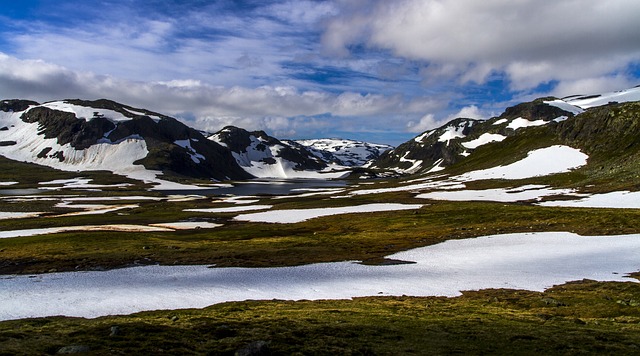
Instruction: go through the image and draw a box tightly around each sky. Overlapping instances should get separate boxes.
[0,0,639,145]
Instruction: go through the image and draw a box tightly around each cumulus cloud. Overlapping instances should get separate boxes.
[0,54,428,141]
[323,0,640,92]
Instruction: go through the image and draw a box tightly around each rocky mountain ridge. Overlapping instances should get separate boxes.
[1,85,639,187]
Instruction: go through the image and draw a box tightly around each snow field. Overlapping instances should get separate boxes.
[455,145,587,180]
[234,203,423,223]
[1,232,639,321]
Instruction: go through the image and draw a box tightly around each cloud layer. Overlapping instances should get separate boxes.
[0,0,638,144]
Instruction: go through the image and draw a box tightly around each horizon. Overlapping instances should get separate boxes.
[1,0,639,146]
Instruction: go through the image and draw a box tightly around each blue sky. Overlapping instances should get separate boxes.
[1,0,639,145]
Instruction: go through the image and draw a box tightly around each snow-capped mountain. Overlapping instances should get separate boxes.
[0,99,251,188]
[290,139,392,167]
[371,86,640,175]
[208,126,348,179]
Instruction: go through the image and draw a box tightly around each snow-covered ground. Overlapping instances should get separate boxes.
[234,203,423,223]
[539,191,640,209]
[1,231,638,321]
[455,145,587,181]
[417,185,578,203]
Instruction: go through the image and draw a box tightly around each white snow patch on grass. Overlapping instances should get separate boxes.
[438,125,466,145]
[40,101,131,123]
[1,232,639,320]
[539,191,640,209]
[234,203,423,223]
[0,225,174,239]
[0,212,43,220]
[184,205,273,213]
[417,186,577,202]
[456,145,587,181]
[461,133,507,149]
[492,118,508,125]
[350,180,464,196]
[0,181,18,186]
[506,117,547,130]
[149,222,223,230]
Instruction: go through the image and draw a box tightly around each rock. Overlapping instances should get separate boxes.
[57,345,91,354]
[110,325,121,336]
[235,340,270,356]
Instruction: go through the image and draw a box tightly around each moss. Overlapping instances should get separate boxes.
[1,280,639,354]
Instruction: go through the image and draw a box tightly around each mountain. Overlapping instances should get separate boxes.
[371,86,640,184]
[208,126,347,179]
[0,99,251,188]
[290,139,392,167]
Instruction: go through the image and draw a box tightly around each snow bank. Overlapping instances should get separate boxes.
[0,212,43,220]
[539,191,640,209]
[507,117,547,130]
[461,133,507,149]
[41,101,131,123]
[0,225,174,239]
[1,232,639,321]
[456,145,587,181]
[565,86,640,109]
[417,185,577,202]
[544,100,584,115]
[235,203,422,223]
[185,205,273,213]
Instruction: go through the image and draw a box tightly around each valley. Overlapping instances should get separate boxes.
[1,87,640,354]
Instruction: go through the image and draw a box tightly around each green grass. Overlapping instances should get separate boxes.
[2,196,640,274]
[1,279,639,355]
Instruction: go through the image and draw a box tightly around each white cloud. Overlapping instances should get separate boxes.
[445,105,488,122]
[406,113,437,133]
[0,54,425,142]
[323,0,640,90]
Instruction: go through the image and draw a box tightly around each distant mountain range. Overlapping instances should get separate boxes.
[1,86,639,188]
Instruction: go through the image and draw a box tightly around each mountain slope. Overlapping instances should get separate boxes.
[371,87,640,185]
[0,99,251,187]
[208,126,348,179]
[290,138,392,167]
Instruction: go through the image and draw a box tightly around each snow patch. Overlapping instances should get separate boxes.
[461,133,507,149]
[507,117,547,130]
[456,145,587,181]
[417,185,577,202]
[2,232,639,320]
[544,100,584,115]
[235,203,423,223]
[40,101,131,123]
[539,191,640,209]
[185,205,273,213]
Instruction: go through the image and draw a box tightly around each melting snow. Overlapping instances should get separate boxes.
[492,118,508,125]
[506,117,547,130]
[174,139,205,164]
[40,101,131,123]
[539,191,640,209]
[148,222,223,230]
[565,86,640,109]
[456,145,588,181]
[185,205,273,213]
[0,212,43,220]
[438,125,466,145]
[544,100,584,115]
[417,185,578,202]
[234,203,422,223]
[461,133,507,149]
[0,225,174,239]
[1,232,639,321]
